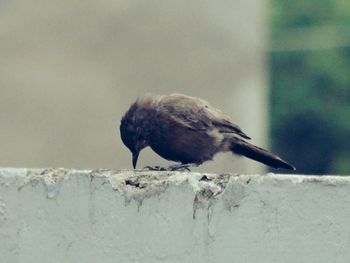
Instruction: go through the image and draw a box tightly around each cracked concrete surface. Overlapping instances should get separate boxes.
[1,168,350,263]
[22,168,233,208]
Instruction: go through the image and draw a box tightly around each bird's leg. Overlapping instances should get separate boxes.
[143,166,167,171]
[167,163,198,172]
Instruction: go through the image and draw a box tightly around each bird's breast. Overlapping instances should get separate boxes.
[149,123,221,164]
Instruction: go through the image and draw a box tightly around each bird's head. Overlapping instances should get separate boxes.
[120,102,154,169]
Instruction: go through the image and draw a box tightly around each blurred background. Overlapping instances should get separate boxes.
[270,0,350,175]
[0,0,349,175]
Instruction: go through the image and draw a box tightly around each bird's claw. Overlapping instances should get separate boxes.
[143,164,192,172]
[167,164,192,172]
[143,166,167,171]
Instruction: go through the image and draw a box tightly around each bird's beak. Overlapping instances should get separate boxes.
[132,151,139,169]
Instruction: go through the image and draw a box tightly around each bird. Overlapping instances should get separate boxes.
[120,93,295,171]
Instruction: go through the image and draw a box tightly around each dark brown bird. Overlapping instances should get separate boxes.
[120,94,295,171]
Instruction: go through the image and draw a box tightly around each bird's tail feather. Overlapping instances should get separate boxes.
[230,140,295,170]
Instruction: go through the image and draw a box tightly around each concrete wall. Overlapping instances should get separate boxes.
[0,1,268,174]
[1,168,350,263]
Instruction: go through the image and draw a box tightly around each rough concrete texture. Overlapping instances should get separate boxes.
[1,168,350,263]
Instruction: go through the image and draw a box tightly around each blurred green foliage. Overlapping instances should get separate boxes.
[270,0,350,174]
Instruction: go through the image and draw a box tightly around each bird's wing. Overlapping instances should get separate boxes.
[209,112,251,139]
[158,94,251,139]
[158,94,212,130]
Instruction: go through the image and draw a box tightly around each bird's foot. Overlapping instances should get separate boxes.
[143,166,167,171]
[167,163,197,172]
[143,163,197,172]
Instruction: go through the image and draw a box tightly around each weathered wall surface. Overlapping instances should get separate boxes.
[0,1,268,174]
[1,168,350,263]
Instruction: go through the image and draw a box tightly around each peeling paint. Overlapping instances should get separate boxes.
[21,168,70,198]
[18,168,238,212]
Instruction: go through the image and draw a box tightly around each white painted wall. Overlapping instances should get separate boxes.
[1,168,349,263]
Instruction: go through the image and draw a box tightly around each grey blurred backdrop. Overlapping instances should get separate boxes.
[0,0,268,174]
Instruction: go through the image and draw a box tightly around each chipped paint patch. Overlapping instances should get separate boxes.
[21,168,70,198]
[17,168,239,211]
